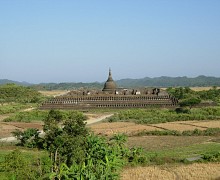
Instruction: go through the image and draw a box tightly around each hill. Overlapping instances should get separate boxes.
[1,75,220,90]
[116,75,220,88]
[0,79,31,86]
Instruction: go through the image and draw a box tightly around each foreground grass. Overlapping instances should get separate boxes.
[0,145,48,180]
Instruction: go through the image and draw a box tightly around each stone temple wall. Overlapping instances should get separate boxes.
[40,94,178,110]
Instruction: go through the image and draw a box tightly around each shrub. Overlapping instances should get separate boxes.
[201,151,220,162]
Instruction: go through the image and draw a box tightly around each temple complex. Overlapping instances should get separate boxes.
[40,69,178,110]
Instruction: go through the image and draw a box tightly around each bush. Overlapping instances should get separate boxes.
[201,151,220,162]
[0,149,52,179]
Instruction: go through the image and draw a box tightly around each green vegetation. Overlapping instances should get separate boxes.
[0,149,51,180]
[12,128,41,148]
[107,107,220,124]
[4,110,87,122]
[0,84,46,116]
[4,110,49,122]
[0,84,44,104]
[1,108,220,179]
[167,86,220,104]
[200,151,220,162]
[0,103,36,115]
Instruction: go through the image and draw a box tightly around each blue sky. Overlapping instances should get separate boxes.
[0,0,220,83]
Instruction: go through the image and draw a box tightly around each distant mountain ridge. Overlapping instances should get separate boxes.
[0,79,32,86]
[116,75,220,88]
[1,75,220,90]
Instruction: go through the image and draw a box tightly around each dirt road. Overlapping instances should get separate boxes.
[86,114,113,125]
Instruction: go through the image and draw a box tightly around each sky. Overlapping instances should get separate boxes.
[0,0,220,83]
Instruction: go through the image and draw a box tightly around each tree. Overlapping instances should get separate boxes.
[12,128,40,148]
[179,97,201,109]
[42,110,88,172]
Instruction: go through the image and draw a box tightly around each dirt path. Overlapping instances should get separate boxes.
[86,114,113,125]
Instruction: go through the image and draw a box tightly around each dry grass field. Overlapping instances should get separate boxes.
[121,163,220,180]
[187,120,220,129]
[38,90,69,97]
[90,120,220,136]
[90,122,161,136]
[190,87,220,91]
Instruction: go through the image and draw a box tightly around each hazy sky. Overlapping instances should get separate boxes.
[0,0,220,83]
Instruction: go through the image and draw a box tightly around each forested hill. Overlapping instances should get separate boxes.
[1,75,220,90]
[116,76,220,88]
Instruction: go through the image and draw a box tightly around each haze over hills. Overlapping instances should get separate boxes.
[1,75,220,90]
[0,79,32,86]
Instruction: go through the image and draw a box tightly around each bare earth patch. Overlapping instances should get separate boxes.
[121,163,220,180]
[0,122,43,138]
